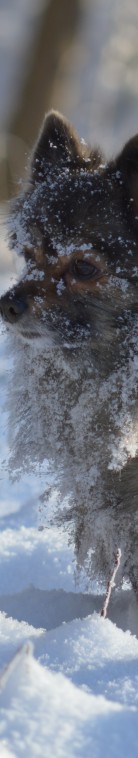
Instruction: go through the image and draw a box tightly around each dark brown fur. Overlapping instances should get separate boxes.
[1,111,138,594]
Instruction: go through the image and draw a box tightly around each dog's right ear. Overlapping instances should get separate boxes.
[116,134,138,218]
[31,110,82,183]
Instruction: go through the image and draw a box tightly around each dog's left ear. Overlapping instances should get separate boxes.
[31,110,82,182]
[116,135,138,216]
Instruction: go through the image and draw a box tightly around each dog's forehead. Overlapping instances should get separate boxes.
[9,162,137,270]
[21,165,119,233]
[32,164,116,204]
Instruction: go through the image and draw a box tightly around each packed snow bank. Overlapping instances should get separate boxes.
[36,613,138,706]
[0,641,137,758]
[0,614,138,756]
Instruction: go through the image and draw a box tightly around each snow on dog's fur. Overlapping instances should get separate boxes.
[1,111,138,590]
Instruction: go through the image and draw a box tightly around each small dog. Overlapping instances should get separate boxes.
[0,111,138,592]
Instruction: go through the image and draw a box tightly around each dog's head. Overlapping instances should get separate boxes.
[0,111,138,346]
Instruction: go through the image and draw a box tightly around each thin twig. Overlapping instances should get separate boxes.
[101,548,122,618]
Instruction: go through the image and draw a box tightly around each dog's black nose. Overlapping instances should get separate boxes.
[0,293,28,323]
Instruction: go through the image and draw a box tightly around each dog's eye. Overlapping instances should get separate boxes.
[72,258,99,280]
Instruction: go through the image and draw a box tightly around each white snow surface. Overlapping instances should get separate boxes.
[0,618,138,758]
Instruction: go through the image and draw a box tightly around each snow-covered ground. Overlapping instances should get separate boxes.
[0,617,138,757]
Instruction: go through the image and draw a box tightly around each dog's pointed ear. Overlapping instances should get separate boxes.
[31,110,82,182]
[116,135,138,217]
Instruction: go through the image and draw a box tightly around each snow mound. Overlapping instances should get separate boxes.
[36,613,138,707]
[0,615,138,756]
[0,641,137,758]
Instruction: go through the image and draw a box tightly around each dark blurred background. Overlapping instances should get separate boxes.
[0,0,138,275]
[1,0,138,192]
